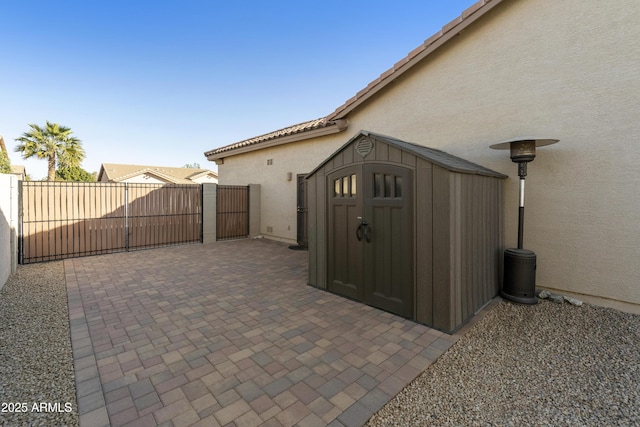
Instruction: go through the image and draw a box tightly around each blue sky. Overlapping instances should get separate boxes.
[1,1,477,180]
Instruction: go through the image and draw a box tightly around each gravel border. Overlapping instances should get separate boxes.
[0,262,78,427]
[367,299,640,426]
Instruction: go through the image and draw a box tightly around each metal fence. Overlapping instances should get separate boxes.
[216,185,249,240]
[19,181,202,264]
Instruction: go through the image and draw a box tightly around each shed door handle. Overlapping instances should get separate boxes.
[356,221,372,243]
[356,222,365,241]
[364,223,372,243]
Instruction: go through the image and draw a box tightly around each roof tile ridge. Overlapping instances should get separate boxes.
[205,117,330,155]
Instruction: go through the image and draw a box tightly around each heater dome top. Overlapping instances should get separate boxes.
[490,137,559,150]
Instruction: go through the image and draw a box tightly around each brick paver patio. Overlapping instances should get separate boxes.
[64,239,474,426]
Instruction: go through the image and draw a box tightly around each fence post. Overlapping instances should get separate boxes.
[124,183,130,251]
[248,184,261,238]
[202,183,217,244]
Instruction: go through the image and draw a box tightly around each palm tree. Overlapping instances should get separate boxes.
[15,121,85,181]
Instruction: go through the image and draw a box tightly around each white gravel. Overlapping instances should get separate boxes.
[0,262,78,427]
[367,299,640,426]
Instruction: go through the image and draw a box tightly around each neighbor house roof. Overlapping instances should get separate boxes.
[205,0,504,160]
[98,163,218,184]
[10,165,26,177]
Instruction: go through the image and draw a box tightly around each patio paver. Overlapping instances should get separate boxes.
[64,239,480,426]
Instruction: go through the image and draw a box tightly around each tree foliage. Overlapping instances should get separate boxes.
[55,165,96,182]
[0,149,11,174]
[183,162,201,169]
[15,121,85,181]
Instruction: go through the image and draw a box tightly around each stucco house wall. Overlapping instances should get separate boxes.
[212,0,640,311]
[217,135,343,243]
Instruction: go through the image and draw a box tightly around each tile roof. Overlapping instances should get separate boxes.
[204,118,335,157]
[205,0,503,158]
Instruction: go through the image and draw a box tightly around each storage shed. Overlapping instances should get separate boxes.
[306,131,508,332]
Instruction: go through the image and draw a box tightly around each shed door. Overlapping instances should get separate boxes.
[328,165,363,301]
[363,164,413,318]
[327,163,413,318]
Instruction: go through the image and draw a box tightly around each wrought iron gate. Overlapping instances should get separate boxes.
[19,181,202,264]
[216,185,249,240]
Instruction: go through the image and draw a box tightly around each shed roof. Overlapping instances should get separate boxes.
[308,131,507,179]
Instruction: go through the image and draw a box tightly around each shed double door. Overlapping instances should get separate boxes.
[328,163,413,318]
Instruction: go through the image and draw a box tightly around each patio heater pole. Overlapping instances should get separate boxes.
[490,138,559,305]
[517,162,526,249]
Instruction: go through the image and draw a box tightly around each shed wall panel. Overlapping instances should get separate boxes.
[452,173,463,327]
[308,169,328,289]
[388,146,402,164]
[473,176,484,313]
[374,142,387,162]
[447,174,503,328]
[402,151,417,168]
[343,144,354,165]
[415,158,433,325]
[432,165,452,331]
[332,155,341,171]
[317,171,328,289]
[307,173,318,287]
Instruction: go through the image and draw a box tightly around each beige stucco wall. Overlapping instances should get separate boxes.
[215,0,640,309]
[218,136,344,243]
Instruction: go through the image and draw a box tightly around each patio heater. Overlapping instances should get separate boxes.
[490,137,559,304]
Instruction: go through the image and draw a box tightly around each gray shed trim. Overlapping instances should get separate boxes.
[306,131,508,179]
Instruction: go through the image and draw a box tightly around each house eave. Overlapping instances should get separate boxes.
[206,119,349,164]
